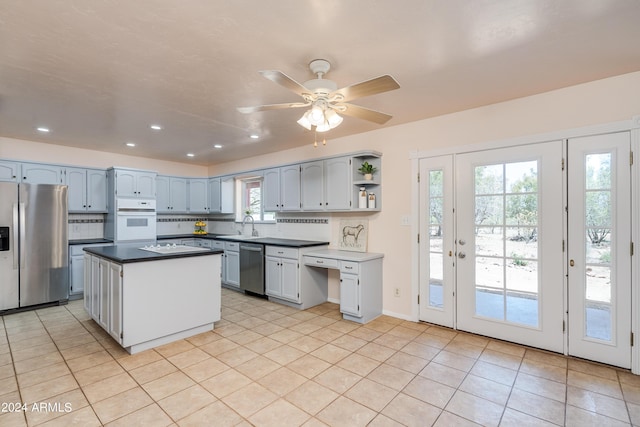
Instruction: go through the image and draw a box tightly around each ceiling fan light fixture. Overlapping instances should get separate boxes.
[325,108,343,128]
[297,111,313,130]
[308,104,325,126]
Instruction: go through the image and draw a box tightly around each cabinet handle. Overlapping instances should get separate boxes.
[345,266,352,269]
[316,260,323,264]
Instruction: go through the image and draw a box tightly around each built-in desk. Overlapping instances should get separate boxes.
[304,249,383,324]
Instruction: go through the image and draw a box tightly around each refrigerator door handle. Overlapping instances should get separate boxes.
[13,203,19,269]
[19,202,25,269]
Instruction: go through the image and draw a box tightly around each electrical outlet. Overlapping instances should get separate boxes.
[177,223,181,229]
[394,287,401,297]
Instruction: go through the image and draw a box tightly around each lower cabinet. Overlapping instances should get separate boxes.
[223,242,240,288]
[339,272,360,317]
[265,245,329,309]
[266,250,299,303]
[84,254,122,343]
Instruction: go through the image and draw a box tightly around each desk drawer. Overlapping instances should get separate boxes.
[266,246,298,259]
[304,256,338,269]
[340,261,359,274]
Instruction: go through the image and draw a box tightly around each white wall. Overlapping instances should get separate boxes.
[2,71,640,319]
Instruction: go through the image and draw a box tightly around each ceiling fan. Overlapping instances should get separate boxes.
[237,59,400,132]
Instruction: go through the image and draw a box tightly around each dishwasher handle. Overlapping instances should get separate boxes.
[240,245,263,252]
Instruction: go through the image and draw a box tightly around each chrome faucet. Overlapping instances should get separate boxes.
[242,214,258,237]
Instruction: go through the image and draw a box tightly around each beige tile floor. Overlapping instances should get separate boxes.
[2,289,640,426]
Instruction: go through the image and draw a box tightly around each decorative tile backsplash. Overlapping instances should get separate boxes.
[68,214,105,240]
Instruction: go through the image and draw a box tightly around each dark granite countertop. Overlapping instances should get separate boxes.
[214,236,329,248]
[69,238,113,245]
[156,234,226,240]
[84,245,223,264]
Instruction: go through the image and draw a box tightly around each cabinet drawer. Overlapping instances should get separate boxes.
[340,261,359,274]
[211,241,225,250]
[225,242,240,251]
[303,256,338,269]
[265,246,298,259]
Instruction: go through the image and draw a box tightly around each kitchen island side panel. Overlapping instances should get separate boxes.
[121,254,221,349]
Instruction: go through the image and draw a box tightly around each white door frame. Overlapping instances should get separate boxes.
[411,115,640,372]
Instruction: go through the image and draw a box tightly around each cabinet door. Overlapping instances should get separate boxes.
[220,177,235,213]
[84,254,93,314]
[66,167,87,212]
[301,161,323,211]
[263,168,281,211]
[225,250,240,287]
[90,256,100,321]
[281,165,301,211]
[21,163,63,184]
[108,262,123,344]
[265,256,282,297]
[86,169,107,212]
[208,178,221,212]
[115,170,137,197]
[340,273,361,316]
[98,258,110,329]
[69,254,84,296]
[156,176,171,212]
[170,178,188,212]
[324,157,352,210]
[280,258,299,302]
[189,179,209,213]
[136,172,156,198]
[0,161,19,182]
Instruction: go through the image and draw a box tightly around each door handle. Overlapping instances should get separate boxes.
[458,252,466,259]
[19,203,25,268]
[13,203,18,269]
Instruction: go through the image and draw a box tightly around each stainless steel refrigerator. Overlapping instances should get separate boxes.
[0,182,69,312]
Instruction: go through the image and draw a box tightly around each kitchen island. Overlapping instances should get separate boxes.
[83,244,223,354]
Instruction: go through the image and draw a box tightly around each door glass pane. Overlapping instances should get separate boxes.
[584,153,613,341]
[428,170,444,309]
[474,161,539,327]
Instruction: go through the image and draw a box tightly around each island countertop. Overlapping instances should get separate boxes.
[84,245,223,264]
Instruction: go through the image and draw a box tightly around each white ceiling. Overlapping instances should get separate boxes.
[1,0,640,166]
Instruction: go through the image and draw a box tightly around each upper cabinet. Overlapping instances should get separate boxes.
[21,163,64,184]
[208,176,234,214]
[156,176,188,213]
[263,165,301,212]
[0,161,19,182]
[67,167,107,213]
[188,178,209,213]
[112,168,156,198]
[301,157,352,211]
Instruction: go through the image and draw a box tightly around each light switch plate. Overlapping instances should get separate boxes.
[400,215,411,226]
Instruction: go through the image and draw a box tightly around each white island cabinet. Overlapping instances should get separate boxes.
[84,245,222,354]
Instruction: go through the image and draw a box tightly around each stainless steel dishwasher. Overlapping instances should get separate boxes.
[239,242,264,295]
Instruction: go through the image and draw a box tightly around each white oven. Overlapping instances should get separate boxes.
[115,198,156,242]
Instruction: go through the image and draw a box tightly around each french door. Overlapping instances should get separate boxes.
[567,132,631,368]
[456,141,565,352]
[418,133,633,367]
[419,155,455,328]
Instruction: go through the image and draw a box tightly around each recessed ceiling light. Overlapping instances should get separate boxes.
[37,127,50,133]
[125,142,136,147]
[150,124,162,130]
[213,144,223,149]
[249,134,259,139]
[187,153,195,157]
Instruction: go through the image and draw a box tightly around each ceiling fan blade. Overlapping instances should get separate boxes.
[237,102,309,114]
[332,75,400,103]
[338,103,393,124]
[259,70,312,97]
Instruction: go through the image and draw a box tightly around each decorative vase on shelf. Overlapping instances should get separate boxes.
[358,161,377,181]
[364,173,373,181]
[358,187,368,209]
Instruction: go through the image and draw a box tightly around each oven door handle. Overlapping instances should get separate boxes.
[240,245,262,252]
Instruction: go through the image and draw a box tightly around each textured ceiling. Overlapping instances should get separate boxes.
[1,0,639,165]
